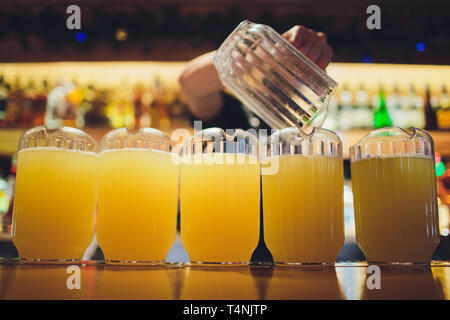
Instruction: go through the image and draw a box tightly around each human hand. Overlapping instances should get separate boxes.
[282,25,333,69]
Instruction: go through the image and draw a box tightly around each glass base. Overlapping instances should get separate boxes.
[189,261,250,267]
[19,258,81,265]
[105,259,166,266]
[275,261,335,267]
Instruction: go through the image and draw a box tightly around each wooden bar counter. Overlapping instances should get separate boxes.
[1,259,449,300]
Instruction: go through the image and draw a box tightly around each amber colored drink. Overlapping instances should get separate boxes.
[12,148,99,262]
[351,156,439,263]
[97,149,178,263]
[262,155,344,264]
[180,153,260,264]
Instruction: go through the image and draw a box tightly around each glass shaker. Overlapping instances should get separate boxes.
[350,127,439,265]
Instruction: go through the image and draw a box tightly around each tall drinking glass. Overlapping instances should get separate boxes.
[262,127,344,265]
[350,127,440,265]
[97,127,178,265]
[179,128,260,265]
[12,126,99,263]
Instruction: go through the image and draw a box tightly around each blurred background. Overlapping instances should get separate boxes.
[0,0,449,261]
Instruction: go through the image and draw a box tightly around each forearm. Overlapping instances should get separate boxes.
[179,51,224,120]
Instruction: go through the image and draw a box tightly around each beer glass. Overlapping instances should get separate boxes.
[97,127,178,265]
[179,128,260,265]
[350,127,440,265]
[262,127,344,265]
[12,126,99,263]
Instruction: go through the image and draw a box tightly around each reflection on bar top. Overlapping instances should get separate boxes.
[0,259,449,300]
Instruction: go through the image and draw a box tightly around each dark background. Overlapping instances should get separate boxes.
[0,0,449,64]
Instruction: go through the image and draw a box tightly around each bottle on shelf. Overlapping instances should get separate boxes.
[322,94,338,130]
[0,75,9,127]
[79,83,95,128]
[386,84,406,128]
[32,80,48,127]
[337,83,353,130]
[133,82,145,128]
[408,84,425,129]
[84,86,109,127]
[355,83,372,129]
[437,84,450,130]
[19,80,36,128]
[424,84,438,130]
[373,84,392,128]
[6,77,23,128]
[45,80,67,129]
[65,80,85,128]
[105,78,135,129]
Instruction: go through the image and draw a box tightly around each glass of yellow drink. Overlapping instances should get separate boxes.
[179,128,260,265]
[97,127,178,265]
[12,126,99,263]
[262,127,344,265]
[350,127,440,265]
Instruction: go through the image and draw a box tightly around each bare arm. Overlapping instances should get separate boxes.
[178,51,224,120]
[179,26,333,120]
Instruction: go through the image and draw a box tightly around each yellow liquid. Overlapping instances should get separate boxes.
[351,156,439,263]
[12,148,99,261]
[262,155,344,264]
[97,149,179,263]
[180,153,260,263]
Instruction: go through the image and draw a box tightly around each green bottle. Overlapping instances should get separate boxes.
[373,85,392,128]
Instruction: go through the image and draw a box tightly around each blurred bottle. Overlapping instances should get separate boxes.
[32,80,48,126]
[45,80,67,129]
[322,94,338,130]
[133,82,145,128]
[6,77,23,127]
[424,84,438,130]
[65,80,84,128]
[19,80,36,128]
[406,84,425,128]
[0,75,9,127]
[149,76,163,129]
[105,79,135,128]
[77,83,96,128]
[139,86,153,128]
[386,84,406,128]
[355,83,372,129]
[437,84,450,130]
[168,91,187,119]
[373,84,392,128]
[337,83,353,130]
[84,86,109,127]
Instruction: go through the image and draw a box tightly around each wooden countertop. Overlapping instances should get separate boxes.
[1,259,449,300]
